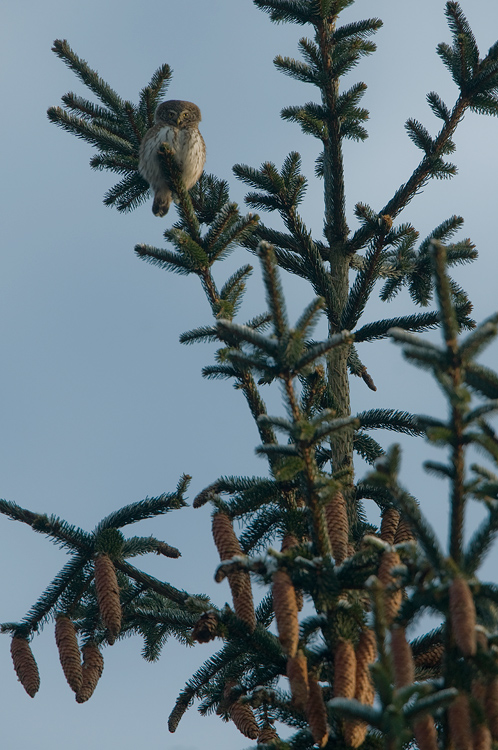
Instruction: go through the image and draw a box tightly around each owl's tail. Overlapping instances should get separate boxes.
[152,188,172,217]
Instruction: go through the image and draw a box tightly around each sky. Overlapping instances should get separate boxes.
[1,1,498,748]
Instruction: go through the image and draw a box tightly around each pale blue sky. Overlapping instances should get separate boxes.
[1,1,498,748]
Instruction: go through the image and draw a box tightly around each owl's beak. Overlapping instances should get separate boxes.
[177,116,182,127]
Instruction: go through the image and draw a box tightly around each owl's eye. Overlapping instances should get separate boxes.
[181,111,189,119]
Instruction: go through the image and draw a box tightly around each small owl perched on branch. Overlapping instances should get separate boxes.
[139,100,206,217]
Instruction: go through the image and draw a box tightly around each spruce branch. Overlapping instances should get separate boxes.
[95,486,189,533]
[354,312,441,342]
[252,0,317,26]
[8,7,498,748]
[348,4,498,255]
[51,39,125,113]
[138,63,173,127]
[356,410,424,437]
[463,502,498,575]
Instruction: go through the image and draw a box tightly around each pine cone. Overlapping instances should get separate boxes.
[355,629,376,704]
[272,569,299,657]
[281,534,304,611]
[344,720,368,748]
[257,724,279,745]
[191,611,219,643]
[449,577,476,657]
[212,512,247,598]
[391,626,415,688]
[334,639,356,699]
[76,643,104,703]
[355,629,376,682]
[212,512,242,561]
[413,714,439,750]
[287,649,309,711]
[94,553,122,642]
[325,490,349,564]
[281,533,299,552]
[393,517,414,544]
[472,724,492,750]
[224,684,259,740]
[232,573,256,633]
[378,549,403,624]
[343,630,377,748]
[229,701,259,739]
[448,692,472,750]
[380,508,400,544]
[414,642,444,670]
[485,678,498,739]
[10,636,40,698]
[306,675,329,748]
[55,615,82,694]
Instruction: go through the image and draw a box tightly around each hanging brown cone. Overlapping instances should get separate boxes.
[212,512,246,598]
[281,533,299,552]
[449,577,477,657]
[391,626,415,688]
[473,724,492,750]
[380,508,400,544]
[414,642,444,671]
[272,568,299,657]
[55,615,82,694]
[223,684,259,740]
[355,628,377,702]
[412,714,439,750]
[94,553,122,643]
[281,535,303,611]
[378,549,403,624]
[306,675,329,748]
[485,678,498,739]
[344,633,376,746]
[192,611,220,643]
[393,517,414,544]
[76,644,104,703]
[212,512,242,561]
[287,649,309,711]
[10,636,40,698]
[344,628,377,746]
[229,701,259,740]
[325,490,349,564]
[334,640,356,699]
[258,723,279,745]
[344,720,368,749]
[232,573,256,633]
[448,692,473,750]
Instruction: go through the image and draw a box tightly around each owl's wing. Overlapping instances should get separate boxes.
[138,124,175,188]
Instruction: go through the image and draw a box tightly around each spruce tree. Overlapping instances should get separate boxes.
[3,2,498,750]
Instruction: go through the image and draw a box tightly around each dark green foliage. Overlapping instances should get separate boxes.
[47,39,173,213]
[356,409,424,437]
[4,4,498,750]
[0,478,196,639]
[353,312,441,342]
[253,0,324,26]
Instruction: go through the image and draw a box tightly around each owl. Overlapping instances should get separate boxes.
[138,100,206,217]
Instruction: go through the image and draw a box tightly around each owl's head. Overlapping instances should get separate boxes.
[154,100,202,128]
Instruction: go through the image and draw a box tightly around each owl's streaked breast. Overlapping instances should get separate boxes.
[138,124,206,194]
[178,128,206,189]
